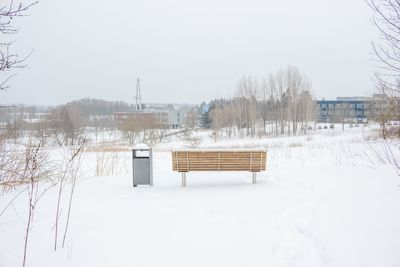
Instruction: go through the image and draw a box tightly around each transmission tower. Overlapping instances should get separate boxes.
[135,78,142,111]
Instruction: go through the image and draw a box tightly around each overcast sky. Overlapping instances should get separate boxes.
[1,0,378,105]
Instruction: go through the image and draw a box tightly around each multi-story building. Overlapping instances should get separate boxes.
[114,107,182,129]
[316,94,386,123]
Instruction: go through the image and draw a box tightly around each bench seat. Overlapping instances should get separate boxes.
[171,149,267,186]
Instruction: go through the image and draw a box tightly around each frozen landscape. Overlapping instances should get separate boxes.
[1,1,400,266]
[1,125,400,267]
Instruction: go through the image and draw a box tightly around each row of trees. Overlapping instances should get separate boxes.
[1,99,195,146]
[1,100,125,146]
[61,98,135,117]
[2,104,90,146]
[203,66,315,140]
[119,114,168,145]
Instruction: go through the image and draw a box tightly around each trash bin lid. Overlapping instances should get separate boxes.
[134,143,149,150]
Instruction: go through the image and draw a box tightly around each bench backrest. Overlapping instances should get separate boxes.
[171,150,267,172]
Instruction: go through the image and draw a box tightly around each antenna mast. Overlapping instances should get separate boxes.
[135,78,142,111]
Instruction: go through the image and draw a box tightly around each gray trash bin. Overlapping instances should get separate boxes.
[132,144,153,187]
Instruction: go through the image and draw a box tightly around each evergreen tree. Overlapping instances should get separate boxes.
[199,102,211,129]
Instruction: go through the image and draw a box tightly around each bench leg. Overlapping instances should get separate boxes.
[182,172,186,187]
[252,172,257,184]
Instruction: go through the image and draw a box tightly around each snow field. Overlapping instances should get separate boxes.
[1,126,400,267]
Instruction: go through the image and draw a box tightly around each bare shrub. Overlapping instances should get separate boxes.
[256,128,265,139]
[0,137,57,267]
[61,144,85,248]
[386,126,400,138]
[95,149,121,177]
[54,141,86,251]
[364,140,400,175]
[287,142,303,148]
[179,131,201,149]
[0,137,54,191]
[1,135,87,263]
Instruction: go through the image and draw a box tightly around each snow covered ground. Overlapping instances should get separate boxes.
[1,125,400,267]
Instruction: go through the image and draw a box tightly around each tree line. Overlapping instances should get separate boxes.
[200,66,316,140]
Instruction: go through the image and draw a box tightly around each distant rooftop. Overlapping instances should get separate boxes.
[319,94,385,102]
[336,96,371,101]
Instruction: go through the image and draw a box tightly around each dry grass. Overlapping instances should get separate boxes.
[95,149,123,177]
[86,145,131,153]
[287,142,303,148]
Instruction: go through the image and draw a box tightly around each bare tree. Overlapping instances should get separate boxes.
[0,1,38,90]
[222,103,236,138]
[184,109,199,130]
[119,114,167,146]
[366,0,400,137]
[235,76,258,137]
[119,116,141,146]
[210,106,223,142]
[365,0,400,174]
[298,90,314,134]
[268,73,279,135]
[275,70,287,135]
[285,66,313,135]
[49,105,85,146]
[259,77,270,135]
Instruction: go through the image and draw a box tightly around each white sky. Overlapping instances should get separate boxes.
[1,0,378,105]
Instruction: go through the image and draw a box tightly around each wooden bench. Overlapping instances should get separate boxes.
[171,149,267,187]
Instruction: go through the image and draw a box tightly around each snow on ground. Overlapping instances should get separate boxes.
[1,125,400,267]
